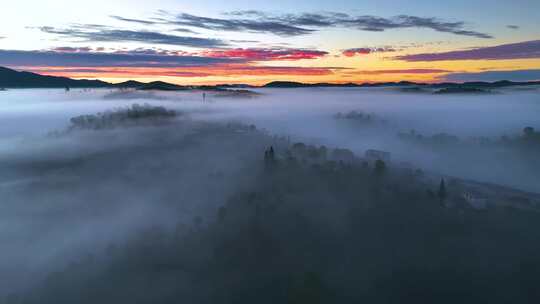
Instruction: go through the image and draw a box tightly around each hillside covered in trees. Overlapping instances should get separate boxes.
[5,107,540,304]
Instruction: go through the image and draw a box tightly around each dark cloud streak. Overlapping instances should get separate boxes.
[110,15,158,25]
[395,40,540,61]
[38,26,227,48]
[342,47,396,57]
[0,49,238,68]
[168,13,314,36]
[207,11,493,38]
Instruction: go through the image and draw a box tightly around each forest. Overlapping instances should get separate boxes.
[4,106,540,303]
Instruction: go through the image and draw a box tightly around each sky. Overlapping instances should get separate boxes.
[0,0,539,84]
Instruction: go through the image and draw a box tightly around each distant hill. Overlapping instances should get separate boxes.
[1,66,539,90]
[263,81,426,88]
[137,82,252,92]
[434,87,492,94]
[113,80,146,88]
[360,81,425,87]
[215,84,257,89]
[264,81,360,88]
[430,80,540,89]
[263,80,540,89]
[0,66,110,88]
[137,81,189,91]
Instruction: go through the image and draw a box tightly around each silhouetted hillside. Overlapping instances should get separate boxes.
[2,66,539,91]
[137,81,189,91]
[264,79,540,89]
[430,80,540,89]
[434,87,492,94]
[216,84,258,89]
[113,80,146,88]
[264,81,360,88]
[0,66,110,88]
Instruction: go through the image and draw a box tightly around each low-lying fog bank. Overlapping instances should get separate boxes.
[0,89,540,304]
[0,99,540,303]
[1,87,538,191]
[0,109,276,295]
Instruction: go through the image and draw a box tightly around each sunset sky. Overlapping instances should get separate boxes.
[0,0,539,84]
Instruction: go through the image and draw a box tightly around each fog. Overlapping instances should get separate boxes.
[1,87,540,302]
[2,87,539,190]
[3,87,539,138]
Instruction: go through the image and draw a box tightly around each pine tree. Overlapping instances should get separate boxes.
[269,146,275,162]
[374,159,386,177]
[438,178,447,202]
[264,146,276,170]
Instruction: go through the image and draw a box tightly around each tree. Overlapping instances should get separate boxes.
[269,146,275,161]
[374,159,386,177]
[523,126,535,138]
[264,146,276,170]
[437,178,447,202]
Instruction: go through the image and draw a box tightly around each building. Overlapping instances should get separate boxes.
[331,148,355,164]
[463,191,488,209]
[289,143,328,164]
[365,149,391,163]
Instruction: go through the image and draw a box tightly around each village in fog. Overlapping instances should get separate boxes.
[0,85,539,303]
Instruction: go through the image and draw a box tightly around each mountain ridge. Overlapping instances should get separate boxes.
[1,66,539,90]
[0,66,110,88]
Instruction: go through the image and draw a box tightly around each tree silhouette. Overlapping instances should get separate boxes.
[269,146,275,161]
[438,178,447,202]
[264,146,276,170]
[523,126,535,138]
[374,159,386,177]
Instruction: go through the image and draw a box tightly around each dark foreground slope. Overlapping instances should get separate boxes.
[0,67,260,96]
[7,114,540,304]
[0,67,110,88]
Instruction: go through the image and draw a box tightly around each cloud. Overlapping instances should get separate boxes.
[110,15,158,25]
[110,15,198,34]
[24,64,341,79]
[51,46,94,53]
[229,39,260,43]
[174,28,199,34]
[111,48,189,56]
[27,67,213,78]
[199,48,328,61]
[507,25,520,30]
[0,48,343,79]
[132,11,492,38]
[281,13,493,38]
[441,69,540,82]
[395,40,540,61]
[206,11,493,38]
[0,49,238,68]
[342,47,396,57]
[349,68,451,75]
[162,13,314,36]
[38,26,227,48]
[203,64,341,76]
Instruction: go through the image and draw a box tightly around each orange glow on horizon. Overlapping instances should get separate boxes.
[17,56,540,85]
